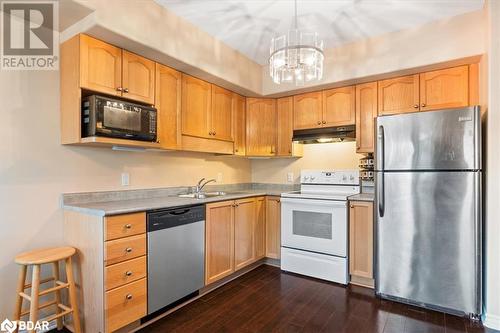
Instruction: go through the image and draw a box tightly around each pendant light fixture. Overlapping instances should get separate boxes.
[269,0,324,86]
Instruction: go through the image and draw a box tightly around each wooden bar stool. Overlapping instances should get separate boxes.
[13,247,81,333]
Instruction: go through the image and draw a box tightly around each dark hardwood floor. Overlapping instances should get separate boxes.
[138,265,495,333]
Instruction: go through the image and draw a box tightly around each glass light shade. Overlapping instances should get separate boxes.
[269,29,324,86]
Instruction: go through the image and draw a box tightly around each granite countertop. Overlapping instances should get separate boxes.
[348,193,375,202]
[63,185,291,217]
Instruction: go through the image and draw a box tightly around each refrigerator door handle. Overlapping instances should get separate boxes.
[378,125,385,217]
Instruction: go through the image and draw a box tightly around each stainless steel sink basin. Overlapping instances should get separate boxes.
[178,191,226,199]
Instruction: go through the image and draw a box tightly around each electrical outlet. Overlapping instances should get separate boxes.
[217,172,223,182]
[287,172,294,183]
[121,172,130,186]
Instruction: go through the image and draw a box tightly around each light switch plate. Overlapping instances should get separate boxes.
[217,172,223,182]
[287,172,294,182]
[121,172,130,186]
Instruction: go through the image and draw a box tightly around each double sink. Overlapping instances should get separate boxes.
[178,191,227,199]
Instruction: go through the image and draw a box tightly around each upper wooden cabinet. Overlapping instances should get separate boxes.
[246,98,277,156]
[420,65,469,111]
[79,35,154,104]
[155,64,181,150]
[322,86,356,126]
[181,75,212,139]
[378,75,420,116]
[211,86,234,141]
[276,97,294,156]
[122,50,155,104]
[356,82,378,153]
[349,201,374,288]
[232,94,246,156]
[293,91,323,130]
[205,201,235,285]
[79,34,122,97]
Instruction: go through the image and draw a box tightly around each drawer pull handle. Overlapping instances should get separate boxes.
[125,247,133,253]
[126,294,133,300]
[125,271,133,276]
[125,224,132,229]
[123,88,129,93]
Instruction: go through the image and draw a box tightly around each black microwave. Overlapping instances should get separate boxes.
[82,95,157,142]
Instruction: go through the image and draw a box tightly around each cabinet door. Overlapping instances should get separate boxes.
[349,201,374,286]
[420,66,469,111]
[254,197,266,260]
[181,75,211,139]
[322,86,355,126]
[211,85,234,141]
[355,82,378,153]
[155,64,181,149]
[276,97,293,156]
[122,50,155,104]
[265,196,281,259]
[79,34,122,96]
[293,92,323,130]
[378,75,420,115]
[234,198,256,270]
[205,201,234,285]
[246,98,277,156]
[232,93,246,155]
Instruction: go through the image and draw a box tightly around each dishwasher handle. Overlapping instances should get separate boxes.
[147,205,205,232]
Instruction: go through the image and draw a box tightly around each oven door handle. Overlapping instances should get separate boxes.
[279,197,347,207]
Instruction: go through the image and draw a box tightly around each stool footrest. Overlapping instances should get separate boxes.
[39,282,69,296]
[23,276,55,289]
[19,292,31,301]
[40,308,73,324]
[20,300,58,317]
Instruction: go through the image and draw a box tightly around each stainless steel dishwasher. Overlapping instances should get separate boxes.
[147,205,205,315]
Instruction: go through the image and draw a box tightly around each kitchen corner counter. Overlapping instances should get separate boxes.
[62,185,293,216]
[348,193,375,202]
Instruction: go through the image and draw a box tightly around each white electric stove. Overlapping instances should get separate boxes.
[280,170,360,284]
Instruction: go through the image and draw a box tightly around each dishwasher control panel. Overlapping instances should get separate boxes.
[147,205,205,232]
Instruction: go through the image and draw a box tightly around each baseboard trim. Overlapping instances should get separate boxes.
[484,313,500,330]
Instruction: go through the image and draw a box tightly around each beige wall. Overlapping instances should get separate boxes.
[251,142,362,184]
[0,68,251,319]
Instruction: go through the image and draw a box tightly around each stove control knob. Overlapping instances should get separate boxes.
[310,176,315,181]
[349,175,355,181]
[342,175,347,181]
[303,176,310,182]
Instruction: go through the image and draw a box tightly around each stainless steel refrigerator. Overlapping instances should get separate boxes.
[375,106,482,318]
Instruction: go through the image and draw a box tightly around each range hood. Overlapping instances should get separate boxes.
[292,125,356,144]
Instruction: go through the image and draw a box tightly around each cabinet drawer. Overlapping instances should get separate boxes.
[105,212,146,241]
[105,234,146,266]
[105,278,147,333]
[105,256,147,291]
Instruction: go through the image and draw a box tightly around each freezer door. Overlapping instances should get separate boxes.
[375,106,480,171]
[375,171,481,315]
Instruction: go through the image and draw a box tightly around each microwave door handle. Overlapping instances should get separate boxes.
[378,125,385,217]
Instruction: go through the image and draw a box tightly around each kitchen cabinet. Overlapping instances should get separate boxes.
[155,63,181,149]
[234,198,256,270]
[293,91,323,130]
[355,82,378,153]
[205,201,235,285]
[420,65,469,111]
[211,85,234,141]
[378,75,420,115]
[232,93,246,155]
[276,97,293,156]
[322,86,356,126]
[265,196,281,259]
[254,197,266,259]
[246,98,277,156]
[181,74,212,139]
[122,50,155,104]
[349,201,374,288]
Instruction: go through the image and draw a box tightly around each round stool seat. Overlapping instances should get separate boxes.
[15,247,76,265]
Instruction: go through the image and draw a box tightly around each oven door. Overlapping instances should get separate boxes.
[281,197,347,257]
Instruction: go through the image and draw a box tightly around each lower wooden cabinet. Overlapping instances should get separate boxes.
[255,197,266,259]
[349,201,374,288]
[234,198,256,270]
[265,196,281,259]
[105,278,147,332]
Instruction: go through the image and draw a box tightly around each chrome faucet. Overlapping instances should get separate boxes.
[195,178,216,193]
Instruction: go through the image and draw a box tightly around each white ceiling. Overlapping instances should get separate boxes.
[155,0,484,65]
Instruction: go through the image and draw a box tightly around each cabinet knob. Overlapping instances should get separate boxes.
[213,131,216,135]
[125,271,133,277]
[126,294,133,300]
[209,131,213,135]
[116,87,123,92]
[317,121,321,125]
[125,247,133,253]
[413,104,419,109]
[125,224,132,229]
[322,120,326,124]
[350,204,354,208]
[421,103,426,107]
[235,149,238,152]
[123,88,129,93]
